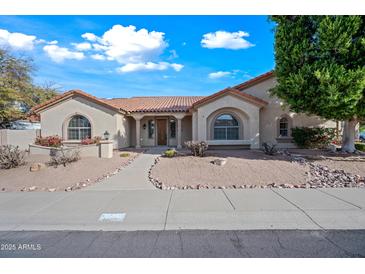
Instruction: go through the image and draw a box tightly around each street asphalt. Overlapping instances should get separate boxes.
[0,229,364,258]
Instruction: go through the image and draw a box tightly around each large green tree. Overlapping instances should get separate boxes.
[270,16,365,152]
[0,48,58,125]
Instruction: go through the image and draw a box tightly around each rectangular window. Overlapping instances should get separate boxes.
[279,123,288,137]
[214,128,226,140]
[148,120,154,139]
[227,127,239,140]
[80,128,91,139]
[170,119,176,138]
[68,129,79,140]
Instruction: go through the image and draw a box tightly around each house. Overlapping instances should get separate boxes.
[31,71,337,149]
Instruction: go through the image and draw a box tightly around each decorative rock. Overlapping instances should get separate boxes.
[211,158,227,166]
[65,187,72,192]
[48,188,56,192]
[30,163,46,172]
[28,186,37,191]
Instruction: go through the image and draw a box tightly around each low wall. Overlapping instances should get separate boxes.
[0,129,40,150]
[29,141,113,158]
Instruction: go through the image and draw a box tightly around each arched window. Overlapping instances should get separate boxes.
[213,114,239,140]
[279,117,289,137]
[67,115,91,140]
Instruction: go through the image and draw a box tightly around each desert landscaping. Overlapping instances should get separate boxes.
[0,149,143,192]
[149,149,365,190]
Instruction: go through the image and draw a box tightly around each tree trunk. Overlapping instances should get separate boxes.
[341,118,358,153]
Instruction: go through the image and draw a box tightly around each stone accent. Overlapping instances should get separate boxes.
[210,158,227,166]
[148,150,365,190]
[29,163,46,172]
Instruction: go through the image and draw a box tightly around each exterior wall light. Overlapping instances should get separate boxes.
[104,130,110,140]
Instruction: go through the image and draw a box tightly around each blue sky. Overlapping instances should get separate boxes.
[0,16,275,98]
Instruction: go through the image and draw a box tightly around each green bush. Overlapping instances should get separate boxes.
[120,152,130,157]
[164,149,176,158]
[291,127,336,149]
[355,143,365,152]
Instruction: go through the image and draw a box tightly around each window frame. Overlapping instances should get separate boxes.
[148,119,155,139]
[278,117,290,137]
[213,114,240,140]
[169,118,176,139]
[67,115,92,140]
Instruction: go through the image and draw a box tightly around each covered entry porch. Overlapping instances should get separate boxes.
[129,113,192,149]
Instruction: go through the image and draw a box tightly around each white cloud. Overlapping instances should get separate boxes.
[43,45,85,63]
[81,32,98,42]
[201,30,254,50]
[81,24,168,64]
[91,54,106,61]
[0,29,37,50]
[117,62,183,73]
[72,42,92,51]
[208,71,232,79]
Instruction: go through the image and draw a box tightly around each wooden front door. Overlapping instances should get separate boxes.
[157,119,167,145]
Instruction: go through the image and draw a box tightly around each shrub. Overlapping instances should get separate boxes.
[35,135,62,147]
[184,141,208,157]
[291,127,336,149]
[47,148,80,167]
[164,149,176,158]
[120,152,130,157]
[81,136,102,145]
[355,143,365,152]
[0,145,26,169]
[262,142,277,155]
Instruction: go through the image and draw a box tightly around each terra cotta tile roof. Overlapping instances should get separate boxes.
[31,71,273,114]
[102,96,205,113]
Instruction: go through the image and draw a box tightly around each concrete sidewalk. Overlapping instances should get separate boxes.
[84,147,163,191]
[0,188,365,231]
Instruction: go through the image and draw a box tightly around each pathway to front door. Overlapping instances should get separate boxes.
[84,147,165,191]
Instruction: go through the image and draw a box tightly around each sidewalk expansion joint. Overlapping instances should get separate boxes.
[270,188,326,230]
[316,189,362,209]
[163,190,174,230]
[221,190,236,210]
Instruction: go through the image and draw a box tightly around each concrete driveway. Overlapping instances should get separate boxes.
[0,188,365,231]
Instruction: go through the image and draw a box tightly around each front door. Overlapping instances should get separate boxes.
[157,119,167,145]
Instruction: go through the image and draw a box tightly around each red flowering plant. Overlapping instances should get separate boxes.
[35,135,63,147]
[80,136,102,145]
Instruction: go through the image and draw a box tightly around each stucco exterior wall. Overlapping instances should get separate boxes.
[39,96,129,149]
[0,129,40,150]
[194,94,261,148]
[241,76,338,148]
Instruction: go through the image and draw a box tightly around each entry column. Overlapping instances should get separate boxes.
[173,113,185,149]
[135,118,141,148]
[132,114,144,148]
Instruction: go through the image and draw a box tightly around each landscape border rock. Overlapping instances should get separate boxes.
[148,151,365,190]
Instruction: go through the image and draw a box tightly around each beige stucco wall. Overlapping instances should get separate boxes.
[0,129,40,150]
[241,76,338,148]
[39,96,129,149]
[193,94,261,148]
